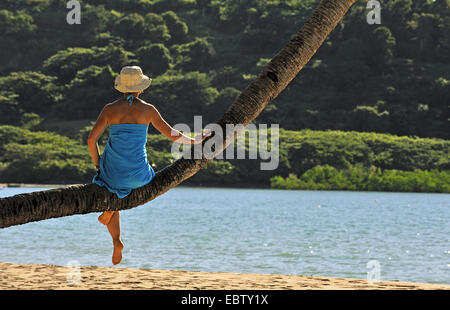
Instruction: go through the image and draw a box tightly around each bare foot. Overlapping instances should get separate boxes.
[98,211,114,226]
[112,240,124,265]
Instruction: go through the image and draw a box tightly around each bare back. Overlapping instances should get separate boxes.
[107,98,152,125]
[88,95,199,148]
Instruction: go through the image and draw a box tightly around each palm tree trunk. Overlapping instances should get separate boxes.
[0,0,357,229]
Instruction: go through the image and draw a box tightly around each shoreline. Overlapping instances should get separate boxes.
[0,183,72,188]
[1,183,450,194]
[0,261,449,290]
[0,182,269,189]
[0,182,264,189]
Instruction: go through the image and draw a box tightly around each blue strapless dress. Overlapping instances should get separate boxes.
[92,123,155,198]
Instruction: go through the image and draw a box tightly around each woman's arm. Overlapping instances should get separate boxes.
[149,105,209,145]
[87,105,109,167]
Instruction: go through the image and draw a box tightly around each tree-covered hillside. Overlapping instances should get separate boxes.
[0,0,448,138]
[1,125,448,192]
[0,0,448,191]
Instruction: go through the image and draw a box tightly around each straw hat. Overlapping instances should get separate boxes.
[114,66,152,93]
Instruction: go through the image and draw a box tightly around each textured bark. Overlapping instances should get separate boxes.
[0,0,357,229]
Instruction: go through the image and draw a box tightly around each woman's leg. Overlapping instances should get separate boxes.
[98,211,114,225]
[106,211,124,265]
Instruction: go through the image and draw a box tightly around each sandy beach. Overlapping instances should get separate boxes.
[0,262,448,290]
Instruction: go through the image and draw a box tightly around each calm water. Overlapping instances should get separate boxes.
[0,186,449,284]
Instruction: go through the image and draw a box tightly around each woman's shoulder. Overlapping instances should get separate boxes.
[135,98,157,112]
[135,97,153,107]
[103,99,123,110]
[102,98,156,116]
[109,98,125,105]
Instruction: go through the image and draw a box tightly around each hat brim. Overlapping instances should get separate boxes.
[114,75,152,93]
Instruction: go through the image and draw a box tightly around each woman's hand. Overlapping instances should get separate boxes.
[194,129,212,144]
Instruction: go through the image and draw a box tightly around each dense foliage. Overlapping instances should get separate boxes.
[1,125,448,192]
[270,166,450,193]
[0,0,448,191]
[0,0,448,138]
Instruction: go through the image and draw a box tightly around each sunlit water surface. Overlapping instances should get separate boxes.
[0,187,449,284]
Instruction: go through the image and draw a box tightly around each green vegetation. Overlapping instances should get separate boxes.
[0,0,448,192]
[0,0,448,138]
[270,166,450,193]
[1,125,448,192]
[0,125,93,183]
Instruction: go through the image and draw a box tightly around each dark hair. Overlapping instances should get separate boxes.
[124,91,141,97]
